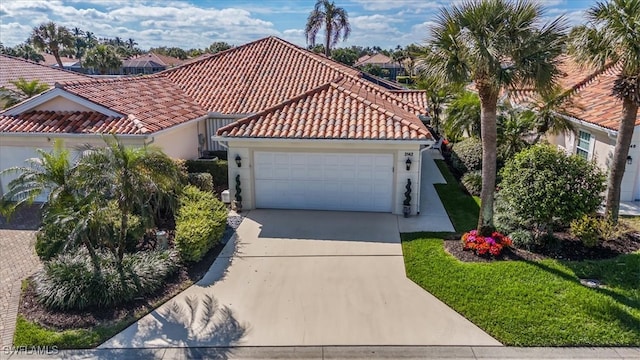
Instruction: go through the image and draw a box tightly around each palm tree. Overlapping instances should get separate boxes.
[126,38,137,50]
[569,0,640,222]
[71,27,86,59]
[75,137,183,263]
[444,90,482,141]
[29,22,74,69]
[416,74,464,134]
[305,0,351,57]
[9,43,45,63]
[420,0,566,232]
[518,85,579,144]
[85,31,97,48]
[0,140,74,215]
[83,44,122,75]
[1,78,49,109]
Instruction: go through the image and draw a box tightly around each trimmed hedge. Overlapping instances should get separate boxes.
[185,159,228,188]
[175,185,227,262]
[35,248,179,310]
[450,137,482,175]
[188,172,214,192]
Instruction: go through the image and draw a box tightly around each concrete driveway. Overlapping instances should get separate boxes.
[101,210,500,348]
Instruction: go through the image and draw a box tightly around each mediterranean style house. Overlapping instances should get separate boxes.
[544,59,640,202]
[0,37,434,215]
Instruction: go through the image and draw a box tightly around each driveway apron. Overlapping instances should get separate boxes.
[100,209,500,347]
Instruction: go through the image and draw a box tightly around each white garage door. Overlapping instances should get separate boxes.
[254,152,393,212]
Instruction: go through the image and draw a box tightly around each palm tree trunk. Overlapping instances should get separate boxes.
[605,98,639,222]
[477,87,499,233]
[52,50,64,69]
[324,24,332,57]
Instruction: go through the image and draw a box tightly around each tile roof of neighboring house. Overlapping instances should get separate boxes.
[59,76,207,133]
[0,54,88,91]
[217,79,432,141]
[354,53,394,67]
[390,90,428,112]
[40,53,81,67]
[510,57,639,131]
[0,110,147,134]
[122,53,186,68]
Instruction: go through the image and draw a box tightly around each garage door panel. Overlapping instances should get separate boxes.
[255,152,393,212]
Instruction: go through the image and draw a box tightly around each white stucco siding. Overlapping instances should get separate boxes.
[223,139,423,215]
[153,120,203,160]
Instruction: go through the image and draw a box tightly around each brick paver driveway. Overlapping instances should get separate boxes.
[0,206,42,348]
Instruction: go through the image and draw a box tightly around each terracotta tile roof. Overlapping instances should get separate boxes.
[390,90,429,111]
[123,53,185,68]
[164,36,394,115]
[510,56,639,131]
[58,76,207,133]
[355,53,393,67]
[0,54,88,91]
[217,78,433,141]
[0,110,147,134]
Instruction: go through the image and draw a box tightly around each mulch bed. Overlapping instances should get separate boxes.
[18,238,227,331]
[444,231,640,263]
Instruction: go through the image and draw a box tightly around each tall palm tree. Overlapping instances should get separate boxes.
[85,31,97,48]
[71,27,85,59]
[29,22,74,69]
[420,0,566,232]
[83,44,122,75]
[126,38,138,50]
[569,0,640,222]
[305,0,351,57]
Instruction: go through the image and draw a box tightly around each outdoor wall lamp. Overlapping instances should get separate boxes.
[627,155,633,165]
[235,154,242,168]
[406,157,412,171]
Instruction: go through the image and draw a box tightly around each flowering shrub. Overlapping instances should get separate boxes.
[462,230,513,257]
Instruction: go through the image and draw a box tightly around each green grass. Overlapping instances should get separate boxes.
[433,160,480,233]
[402,236,640,346]
[401,159,640,346]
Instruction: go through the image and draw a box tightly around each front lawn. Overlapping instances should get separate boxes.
[402,235,640,346]
[402,159,640,346]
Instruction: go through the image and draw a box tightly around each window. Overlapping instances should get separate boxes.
[576,130,591,159]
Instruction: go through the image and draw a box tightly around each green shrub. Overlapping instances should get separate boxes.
[570,215,600,248]
[185,159,228,188]
[175,185,227,262]
[498,145,606,234]
[450,137,482,174]
[188,172,214,192]
[508,229,535,250]
[34,248,179,310]
[461,171,482,196]
[35,214,74,261]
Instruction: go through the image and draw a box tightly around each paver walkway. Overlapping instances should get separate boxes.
[0,230,40,348]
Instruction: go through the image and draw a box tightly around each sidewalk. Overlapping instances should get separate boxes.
[2,345,639,359]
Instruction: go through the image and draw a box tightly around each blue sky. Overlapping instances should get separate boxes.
[1,0,593,50]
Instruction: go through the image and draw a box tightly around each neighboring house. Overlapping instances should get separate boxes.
[0,36,433,215]
[41,53,84,73]
[543,59,640,202]
[354,53,404,81]
[120,53,185,75]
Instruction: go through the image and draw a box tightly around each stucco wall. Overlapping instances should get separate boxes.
[549,124,640,201]
[33,96,95,112]
[223,139,424,215]
[153,120,203,160]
